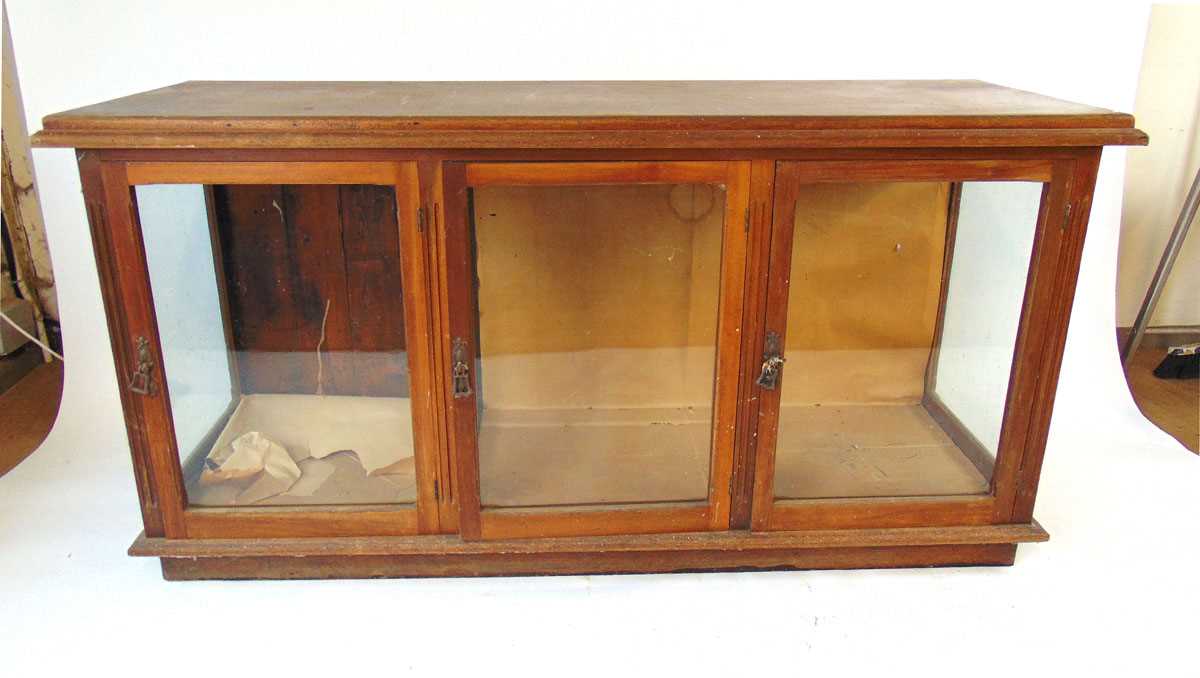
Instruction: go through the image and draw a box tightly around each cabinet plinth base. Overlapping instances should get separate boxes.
[157,544,1018,580]
[133,524,1044,580]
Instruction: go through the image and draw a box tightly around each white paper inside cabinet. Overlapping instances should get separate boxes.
[186,393,418,506]
[207,393,415,475]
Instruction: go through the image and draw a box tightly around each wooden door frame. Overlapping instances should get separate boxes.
[439,160,752,540]
[80,154,442,539]
[746,153,1091,531]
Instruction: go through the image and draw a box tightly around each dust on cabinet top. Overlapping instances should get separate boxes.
[32,80,1147,150]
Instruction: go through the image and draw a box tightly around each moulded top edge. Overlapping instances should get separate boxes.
[40,80,1126,120]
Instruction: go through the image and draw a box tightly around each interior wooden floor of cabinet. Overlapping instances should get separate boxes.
[479,407,713,508]
[183,399,989,509]
[477,400,993,508]
[774,403,991,500]
[477,402,990,509]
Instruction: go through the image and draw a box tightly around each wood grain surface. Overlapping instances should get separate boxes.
[33,81,1147,149]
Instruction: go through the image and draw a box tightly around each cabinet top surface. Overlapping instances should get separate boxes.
[34,80,1145,149]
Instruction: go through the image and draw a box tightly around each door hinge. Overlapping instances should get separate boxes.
[417,206,428,233]
[433,478,440,501]
[1060,202,1073,232]
[744,206,751,232]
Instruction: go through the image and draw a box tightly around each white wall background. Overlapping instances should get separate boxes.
[1118,3,1200,328]
[3,2,1196,677]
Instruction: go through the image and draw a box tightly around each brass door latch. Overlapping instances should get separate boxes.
[755,331,786,390]
[451,337,473,398]
[128,336,156,396]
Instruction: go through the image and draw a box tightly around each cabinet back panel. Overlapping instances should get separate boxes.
[212,184,408,397]
[472,183,724,410]
[783,182,949,405]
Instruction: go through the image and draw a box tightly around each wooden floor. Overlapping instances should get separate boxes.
[0,360,64,476]
[774,403,991,499]
[479,407,712,508]
[1124,345,1199,453]
[476,403,992,508]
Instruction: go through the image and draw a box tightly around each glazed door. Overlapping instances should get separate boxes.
[748,158,1077,531]
[93,159,443,538]
[441,161,751,539]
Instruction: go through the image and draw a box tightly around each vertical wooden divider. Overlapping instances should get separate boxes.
[420,158,460,534]
[989,157,1079,522]
[1007,150,1101,522]
[98,159,189,538]
[749,163,801,531]
[439,162,482,540]
[393,161,442,534]
[729,159,776,529]
[79,152,166,538]
[705,161,752,530]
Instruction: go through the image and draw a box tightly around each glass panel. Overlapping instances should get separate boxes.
[471,183,725,508]
[931,182,1044,455]
[137,183,417,507]
[773,180,1041,500]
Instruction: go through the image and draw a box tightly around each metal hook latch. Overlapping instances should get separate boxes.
[755,331,786,390]
[128,336,156,396]
[451,337,472,398]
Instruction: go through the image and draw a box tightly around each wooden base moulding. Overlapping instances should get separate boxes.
[133,523,1045,580]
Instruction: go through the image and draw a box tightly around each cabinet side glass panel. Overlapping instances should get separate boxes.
[470,183,725,509]
[773,180,1042,501]
[135,183,418,507]
[930,181,1044,459]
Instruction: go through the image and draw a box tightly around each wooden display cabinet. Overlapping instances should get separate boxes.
[33,81,1145,579]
